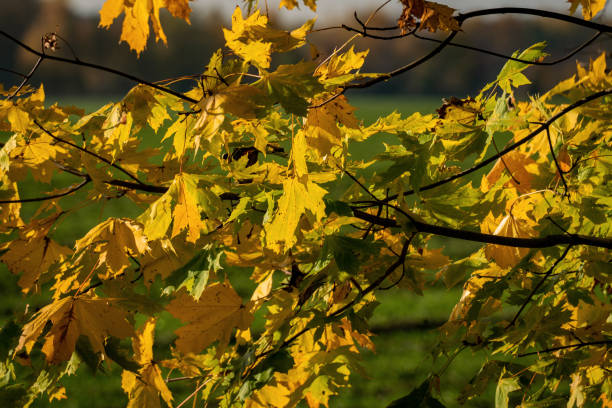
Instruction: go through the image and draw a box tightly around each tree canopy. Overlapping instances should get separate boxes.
[0,0,610,407]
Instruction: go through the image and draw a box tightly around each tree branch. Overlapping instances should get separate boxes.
[457,8,612,32]
[0,175,90,204]
[518,340,611,357]
[339,7,611,91]
[345,30,458,89]
[545,126,569,196]
[7,56,42,100]
[350,209,611,249]
[410,30,602,67]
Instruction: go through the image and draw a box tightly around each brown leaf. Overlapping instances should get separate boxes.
[399,0,460,33]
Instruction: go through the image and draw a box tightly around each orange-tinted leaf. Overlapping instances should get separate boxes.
[481,150,538,194]
[166,283,253,354]
[482,213,531,268]
[1,236,71,293]
[75,218,149,276]
[16,295,133,364]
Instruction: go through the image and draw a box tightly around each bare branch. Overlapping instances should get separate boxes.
[0,176,90,204]
[518,340,611,357]
[350,209,611,250]
[7,56,42,100]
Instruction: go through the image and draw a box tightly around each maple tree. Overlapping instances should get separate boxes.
[0,0,611,406]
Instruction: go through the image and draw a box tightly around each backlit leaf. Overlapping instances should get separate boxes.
[16,295,133,364]
[166,283,253,354]
[99,0,192,55]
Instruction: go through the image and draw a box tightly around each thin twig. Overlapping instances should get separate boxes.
[330,237,412,318]
[176,379,211,408]
[0,67,27,78]
[338,165,381,202]
[7,56,42,100]
[33,119,145,185]
[545,127,569,196]
[411,31,602,67]
[507,245,573,328]
[0,176,90,204]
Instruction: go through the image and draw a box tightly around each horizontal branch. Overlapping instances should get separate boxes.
[456,8,612,32]
[105,179,167,193]
[105,179,240,201]
[351,209,612,250]
[518,340,611,357]
[0,176,90,204]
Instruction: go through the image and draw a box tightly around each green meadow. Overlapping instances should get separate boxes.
[2,94,495,407]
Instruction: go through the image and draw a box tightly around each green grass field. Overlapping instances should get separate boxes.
[2,94,496,407]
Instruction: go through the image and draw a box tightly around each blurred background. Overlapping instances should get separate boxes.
[2,0,611,101]
[1,1,611,407]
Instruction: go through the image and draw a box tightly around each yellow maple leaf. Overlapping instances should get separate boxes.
[122,318,173,408]
[245,373,292,408]
[75,218,150,276]
[103,104,133,156]
[292,130,309,178]
[0,175,22,231]
[568,0,606,19]
[306,95,359,159]
[141,239,187,286]
[48,387,67,402]
[166,283,253,354]
[171,173,204,243]
[99,0,192,55]
[140,173,221,243]
[223,7,314,68]
[316,46,369,84]
[1,236,72,293]
[0,214,72,293]
[16,295,133,364]
[265,177,327,252]
[279,0,317,11]
[9,132,68,183]
[6,104,30,134]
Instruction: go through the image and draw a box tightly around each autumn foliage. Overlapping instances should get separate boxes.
[0,0,611,407]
